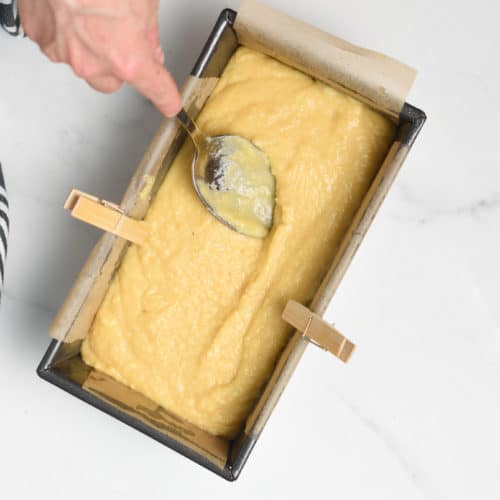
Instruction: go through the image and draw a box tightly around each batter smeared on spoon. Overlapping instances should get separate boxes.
[177,109,275,238]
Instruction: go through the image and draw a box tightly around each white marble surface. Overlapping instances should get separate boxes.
[1,0,499,498]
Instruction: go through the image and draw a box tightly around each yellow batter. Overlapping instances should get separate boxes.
[82,47,394,438]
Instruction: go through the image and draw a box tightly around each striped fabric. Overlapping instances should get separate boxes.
[1,0,19,299]
[0,0,22,37]
[1,2,17,300]
[0,164,8,297]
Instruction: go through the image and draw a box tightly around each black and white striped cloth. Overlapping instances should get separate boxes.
[0,0,22,37]
[0,0,17,299]
[0,165,8,297]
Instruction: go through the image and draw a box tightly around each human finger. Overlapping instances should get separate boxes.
[67,41,110,79]
[43,43,61,63]
[124,56,182,117]
[154,45,165,65]
[87,75,123,93]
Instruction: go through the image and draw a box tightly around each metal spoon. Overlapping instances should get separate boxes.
[177,109,275,238]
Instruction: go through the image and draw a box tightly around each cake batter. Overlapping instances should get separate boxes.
[82,47,394,438]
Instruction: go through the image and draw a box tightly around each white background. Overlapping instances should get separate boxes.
[1,0,499,498]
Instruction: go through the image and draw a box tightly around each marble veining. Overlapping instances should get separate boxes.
[331,387,445,500]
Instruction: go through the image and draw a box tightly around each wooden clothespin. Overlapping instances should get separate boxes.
[64,189,148,245]
[282,300,355,363]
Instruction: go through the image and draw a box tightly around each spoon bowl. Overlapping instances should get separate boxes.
[177,109,275,238]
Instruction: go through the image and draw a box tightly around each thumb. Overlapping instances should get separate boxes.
[128,56,182,117]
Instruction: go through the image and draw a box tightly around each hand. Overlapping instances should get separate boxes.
[18,0,182,117]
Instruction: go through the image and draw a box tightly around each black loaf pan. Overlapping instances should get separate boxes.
[38,8,426,481]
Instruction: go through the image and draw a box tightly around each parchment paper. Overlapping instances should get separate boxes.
[235,0,416,119]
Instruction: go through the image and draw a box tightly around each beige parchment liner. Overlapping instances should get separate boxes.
[83,370,230,466]
[236,0,416,119]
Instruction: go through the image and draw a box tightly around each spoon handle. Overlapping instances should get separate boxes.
[177,108,205,149]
